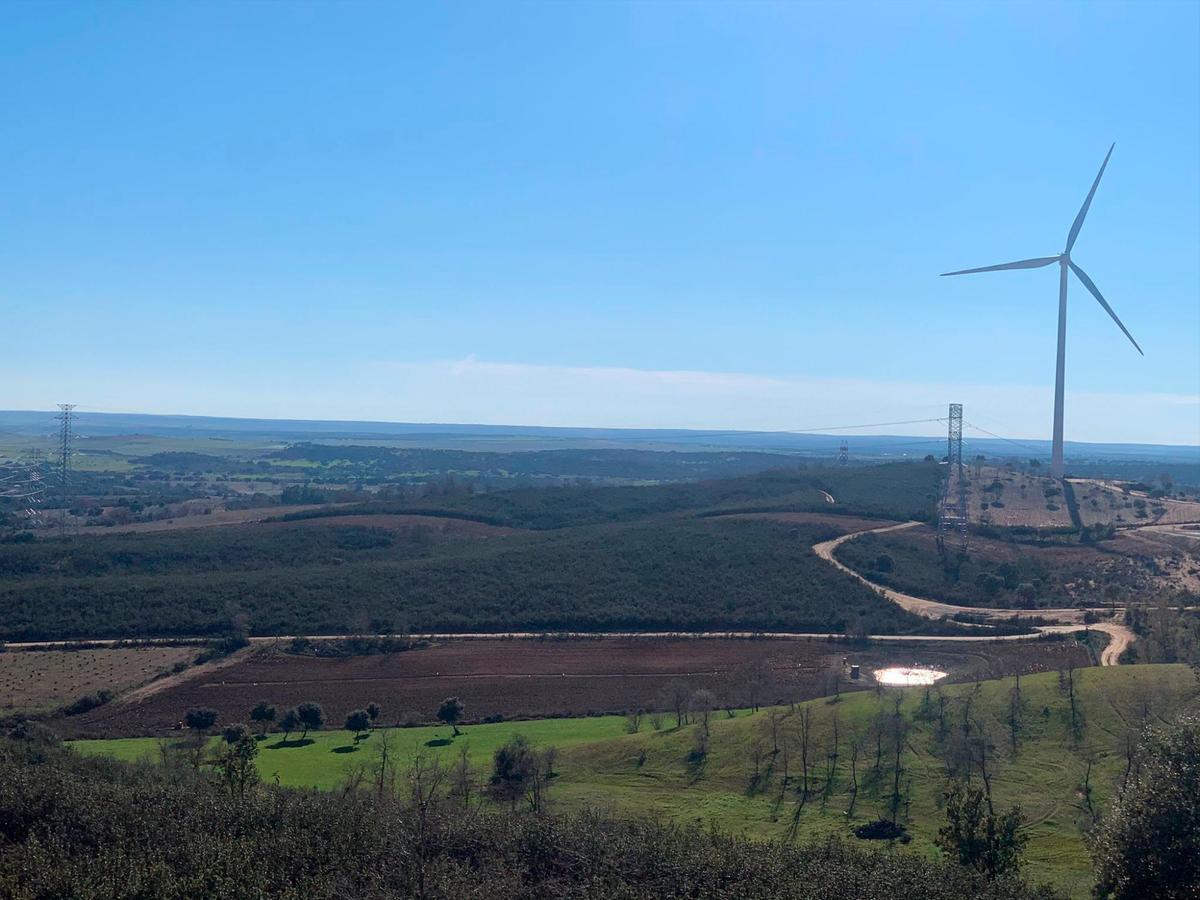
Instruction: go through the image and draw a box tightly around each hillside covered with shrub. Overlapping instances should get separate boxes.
[1,733,1060,900]
[0,464,948,641]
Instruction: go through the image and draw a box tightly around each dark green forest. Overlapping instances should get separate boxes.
[0,463,946,641]
[0,518,971,640]
[271,444,822,483]
[0,736,1061,900]
[286,460,942,529]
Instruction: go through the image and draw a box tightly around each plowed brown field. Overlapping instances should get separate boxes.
[67,637,1093,737]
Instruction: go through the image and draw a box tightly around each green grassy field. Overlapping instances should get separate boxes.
[555,666,1198,895]
[70,665,1198,896]
[71,713,655,789]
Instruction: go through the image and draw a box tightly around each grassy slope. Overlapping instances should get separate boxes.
[559,665,1198,896]
[71,665,1198,896]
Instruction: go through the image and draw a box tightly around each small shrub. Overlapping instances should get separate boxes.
[221,723,250,744]
[854,819,911,842]
[62,689,114,717]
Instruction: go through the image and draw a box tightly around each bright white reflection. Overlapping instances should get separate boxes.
[873,666,948,686]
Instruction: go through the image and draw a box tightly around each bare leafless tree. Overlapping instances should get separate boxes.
[745,659,771,713]
[974,726,996,818]
[797,706,813,800]
[1080,751,1098,825]
[664,681,691,729]
[1007,677,1023,754]
[934,684,949,738]
[750,739,765,784]
[822,710,840,807]
[871,708,887,780]
[405,751,447,899]
[1122,729,1138,787]
[450,742,473,808]
[1063,662,1083,746]
[847,726,863,817]
[779,728,791,786]
[824,664,841,701]
[373,727,397,799]
[691,689,717,738]
[524,749,554,814]
[768,709,784,754]
[888,696,910,824]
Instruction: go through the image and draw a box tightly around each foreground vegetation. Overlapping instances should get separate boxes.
[68,665,1199,895]
[7,733,1062,899]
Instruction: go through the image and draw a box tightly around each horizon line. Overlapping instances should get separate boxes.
[1,408,1197,452]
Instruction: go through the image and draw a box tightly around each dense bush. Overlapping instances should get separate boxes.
[60,689,114,717]
[271,444,819,484]
[285,461,943,531]
[0,517,968,640]
[836,528,1156,611]
[0,738,1061,899]
[1090,714,1200,899]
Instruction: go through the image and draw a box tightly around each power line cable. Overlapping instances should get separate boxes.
[641,417,947,443]
[963,420,1046,455]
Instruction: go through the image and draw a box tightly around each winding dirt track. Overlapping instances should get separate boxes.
[813,521,1134,666]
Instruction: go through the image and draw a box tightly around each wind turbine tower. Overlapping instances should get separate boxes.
[941,144,1142,478]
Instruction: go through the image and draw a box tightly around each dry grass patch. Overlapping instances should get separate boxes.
[0,647,197,713]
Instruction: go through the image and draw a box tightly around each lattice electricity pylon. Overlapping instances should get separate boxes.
[837,441,849,466]
[936,403,969,562]
[936,507,970,560]
[946,403,963,472]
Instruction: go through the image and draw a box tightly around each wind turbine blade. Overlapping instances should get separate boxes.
[940,256,1060,276]
[1065,143,1115,253]
[1068,260,1143,355]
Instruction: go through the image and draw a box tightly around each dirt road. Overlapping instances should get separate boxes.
[2,630,1073,651]
[813,521,1135,665]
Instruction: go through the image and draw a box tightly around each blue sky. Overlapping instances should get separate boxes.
[2,1,1198,444]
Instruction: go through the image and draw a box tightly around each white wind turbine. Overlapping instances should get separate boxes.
[941,143,1142,478]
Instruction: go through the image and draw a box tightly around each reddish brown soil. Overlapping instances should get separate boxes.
[81,503,336,534]
[67,637,1093,738]
[280,514,517,537]
[82,509,518,538]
